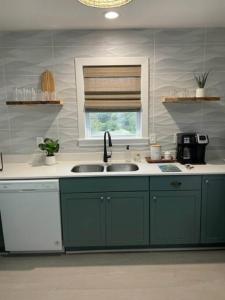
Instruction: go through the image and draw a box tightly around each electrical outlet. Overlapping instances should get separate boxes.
[150,133,156,144]
[36,137,44,147]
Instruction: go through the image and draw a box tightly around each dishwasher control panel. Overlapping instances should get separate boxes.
[0,180,59,192]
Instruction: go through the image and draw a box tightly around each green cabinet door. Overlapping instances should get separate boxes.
[201,176,225,244]
[150,191,201,245]
[0,213,4,251]
[61,193,106,249]
[106,192,149,247]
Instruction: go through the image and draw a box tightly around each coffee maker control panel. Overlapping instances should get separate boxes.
[181,135,196,144]
[183,137,191,144]
[196,134,209,144]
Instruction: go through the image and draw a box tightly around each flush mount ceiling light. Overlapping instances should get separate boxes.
[104,11,119,19]
[78,0,133,8]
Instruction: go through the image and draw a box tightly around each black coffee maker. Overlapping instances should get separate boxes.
[176,133,209,164]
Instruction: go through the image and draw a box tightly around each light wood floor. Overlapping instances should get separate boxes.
[1,250,225,300]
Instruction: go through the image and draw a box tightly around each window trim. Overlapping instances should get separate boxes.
[75,57,149,146]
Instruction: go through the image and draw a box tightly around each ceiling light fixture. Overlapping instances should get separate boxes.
[104,11,119,19]
[78,0,133,8]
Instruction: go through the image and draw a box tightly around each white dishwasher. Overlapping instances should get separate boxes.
[0,180,63,253]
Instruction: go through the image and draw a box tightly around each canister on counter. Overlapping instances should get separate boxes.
[164,151,172,160]
[150,144,161,160]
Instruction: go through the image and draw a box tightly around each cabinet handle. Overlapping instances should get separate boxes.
[205,180,209,184]
[170,181,182,188]
[106,196,111,201]
[100,196,104,202]
[153,196,157,201]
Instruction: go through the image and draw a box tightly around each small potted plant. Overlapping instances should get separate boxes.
[38,138,59,165]
[194,71,210,98]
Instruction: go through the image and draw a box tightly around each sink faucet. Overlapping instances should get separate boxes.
[103,131,112,163]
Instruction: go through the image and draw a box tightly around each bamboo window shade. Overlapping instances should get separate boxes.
[83,65,142,111]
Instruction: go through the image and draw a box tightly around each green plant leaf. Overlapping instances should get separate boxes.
[194,71,210,88]
[38,138,59,156]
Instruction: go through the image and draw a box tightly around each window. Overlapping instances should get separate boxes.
[75,57,149,146]
[86,112,140,137]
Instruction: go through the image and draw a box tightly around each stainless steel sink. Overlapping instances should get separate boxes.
[71,164,104,173]
[106,163,139,172]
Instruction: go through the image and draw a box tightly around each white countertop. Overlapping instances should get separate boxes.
[0,160,225,180]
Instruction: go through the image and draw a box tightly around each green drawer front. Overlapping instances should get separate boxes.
[150,176,201,191]
[60,176,149,193]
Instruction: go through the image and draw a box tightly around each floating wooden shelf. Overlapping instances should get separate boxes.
[6,100,63,106]
[163,97,220,103]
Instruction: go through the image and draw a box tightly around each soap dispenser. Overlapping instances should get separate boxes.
[125,145,131,163]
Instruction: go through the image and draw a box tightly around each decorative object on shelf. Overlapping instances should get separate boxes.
[194,71,210,98]
[41,70,56,101]
[77,0,133,8]
[7,71,61,105]
[38,138,59,166]
[14,87,39,101]
[145,157,177,164]
[6,100,63,106]
[163,97,220,103]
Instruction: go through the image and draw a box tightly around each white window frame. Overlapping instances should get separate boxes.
[75,57,149,147]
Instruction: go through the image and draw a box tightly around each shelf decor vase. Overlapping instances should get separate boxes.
[196,88,205,98]
[45,155,56,166]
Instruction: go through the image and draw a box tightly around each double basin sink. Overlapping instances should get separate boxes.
[71,163,139,173]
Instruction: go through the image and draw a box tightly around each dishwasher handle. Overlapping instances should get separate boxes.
[0,188,59,193]
[17,189,38,192]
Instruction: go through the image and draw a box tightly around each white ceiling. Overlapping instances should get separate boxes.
[0,0,225,31]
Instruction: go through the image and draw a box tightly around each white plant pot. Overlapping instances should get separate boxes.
[45,156,56,165]
[196,88,205,98]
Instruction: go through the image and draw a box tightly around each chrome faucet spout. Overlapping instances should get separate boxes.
[103,131,112,163]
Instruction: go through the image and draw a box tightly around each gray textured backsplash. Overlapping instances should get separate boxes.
[0,28,225,158]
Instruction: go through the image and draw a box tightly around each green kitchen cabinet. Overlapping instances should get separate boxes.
[60,177,149,194]
[150,176,202,246]
[201,176,225,244]
[61,192,106,248]
[150,190,201,245]
[106,192,149,247]
[60,177,149,250]
[0,213,4,251]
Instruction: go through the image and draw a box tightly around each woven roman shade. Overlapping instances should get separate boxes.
[83,65,141,111]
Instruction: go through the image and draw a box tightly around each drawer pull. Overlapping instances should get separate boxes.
[100,196,104,202]
[170,181,182,188]
[106,196,111,201]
